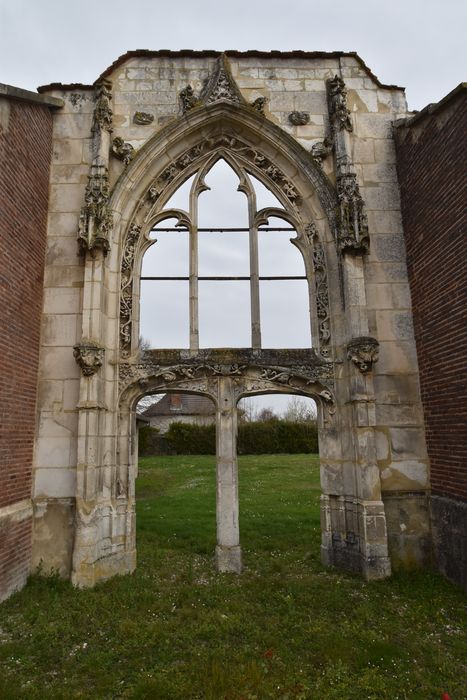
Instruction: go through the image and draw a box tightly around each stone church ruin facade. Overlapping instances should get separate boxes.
[0,51,465,601]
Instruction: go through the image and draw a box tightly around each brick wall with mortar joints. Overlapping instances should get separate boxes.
[394,92,467,501]
[0,98,53,596]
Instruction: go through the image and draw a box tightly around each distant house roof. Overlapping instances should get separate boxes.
[142,393,215,417]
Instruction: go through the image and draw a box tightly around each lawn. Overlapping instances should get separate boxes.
[0,454,465,699]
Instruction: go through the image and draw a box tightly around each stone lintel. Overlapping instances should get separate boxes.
[145,347,327,367]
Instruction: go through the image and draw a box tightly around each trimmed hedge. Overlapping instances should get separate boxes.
[166,422,216,455]
[139,419,318,455]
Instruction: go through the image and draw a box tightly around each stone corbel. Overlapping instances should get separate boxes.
[112,137,135,165]
[250,96,267,114]
[347,337,379,373]
[73,341,105,376]
[310,137,333,165]
[133,111,154,125]
[179,85,199,113]
[288,111,310,126]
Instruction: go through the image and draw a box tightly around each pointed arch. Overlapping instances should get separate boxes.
[110,101,341,360]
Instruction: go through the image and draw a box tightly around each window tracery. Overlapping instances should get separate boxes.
[119,142,332,359]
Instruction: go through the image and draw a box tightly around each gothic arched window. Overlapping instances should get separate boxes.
[140,158,311,350]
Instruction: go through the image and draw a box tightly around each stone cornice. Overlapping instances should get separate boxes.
[0,82,63,108]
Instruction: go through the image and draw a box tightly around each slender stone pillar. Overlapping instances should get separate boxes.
[215,377,242,572]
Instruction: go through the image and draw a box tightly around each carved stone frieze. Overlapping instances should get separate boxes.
[347,336,379,373]
[120,223,142,355]
[73,341,105,376]
[77,163,113,256]
[120,354,335,418]
[326,75,352,134]
[92,80,113,134]
[336,156,369,255]
[119,349,334,402]
[289,111,310,126]
[112,137,135,165]
[306,223,331,355]
[310,137,333,165]
[133,111,154,125]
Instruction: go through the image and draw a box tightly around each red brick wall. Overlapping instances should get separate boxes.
[394,89,467,500]
[0,97,53,597]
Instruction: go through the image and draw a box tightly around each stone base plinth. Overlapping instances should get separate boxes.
[216,545,242,573]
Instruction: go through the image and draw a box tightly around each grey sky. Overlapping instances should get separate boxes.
[1,0,465,110]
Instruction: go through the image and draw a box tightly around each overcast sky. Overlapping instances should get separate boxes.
[1,0,465,110]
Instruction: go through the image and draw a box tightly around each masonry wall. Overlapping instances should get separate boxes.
[35,51,431,580]
[0,95,54,601]
[394,87,467,589]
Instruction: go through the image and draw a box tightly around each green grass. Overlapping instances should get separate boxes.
[0,454,466,699]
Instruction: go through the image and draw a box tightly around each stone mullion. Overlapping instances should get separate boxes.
[189,184,199,352]
[215,377,242,573]
[248,186,261,349]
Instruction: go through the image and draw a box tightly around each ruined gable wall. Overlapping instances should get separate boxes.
[0,93,54,601]
[394,87,467,589]
[34,53,429,580]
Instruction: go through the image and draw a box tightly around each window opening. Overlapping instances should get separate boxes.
[140,218,189,348]
[198,159,249,229]
[247,172,284,211]
[139,158,312,350]
[163,173,196,212]
[199,281,251,348]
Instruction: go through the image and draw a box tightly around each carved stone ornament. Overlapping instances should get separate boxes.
[306,222,331,355]
[181,58,268,117]
[133,111,154,125]
[288,111,310,126]
[250,96,267,114]
[77,163,113,256]
[326,75,352,133]
[112,137,135,165]
[179,85,199,113]
[73,341,105,376]
[143,133,299,210]
[92,79,113,134]
[119,350,335,411]
[202,54,244,106]
[347,336,379,373]
[120,223,142,354]
[336,156,369,255]
[310,138,333,165]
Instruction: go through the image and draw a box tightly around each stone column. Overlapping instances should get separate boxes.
[215,377,242,572]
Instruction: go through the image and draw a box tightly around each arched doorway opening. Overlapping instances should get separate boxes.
[236,393,320,571]
[135,391,217,565]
